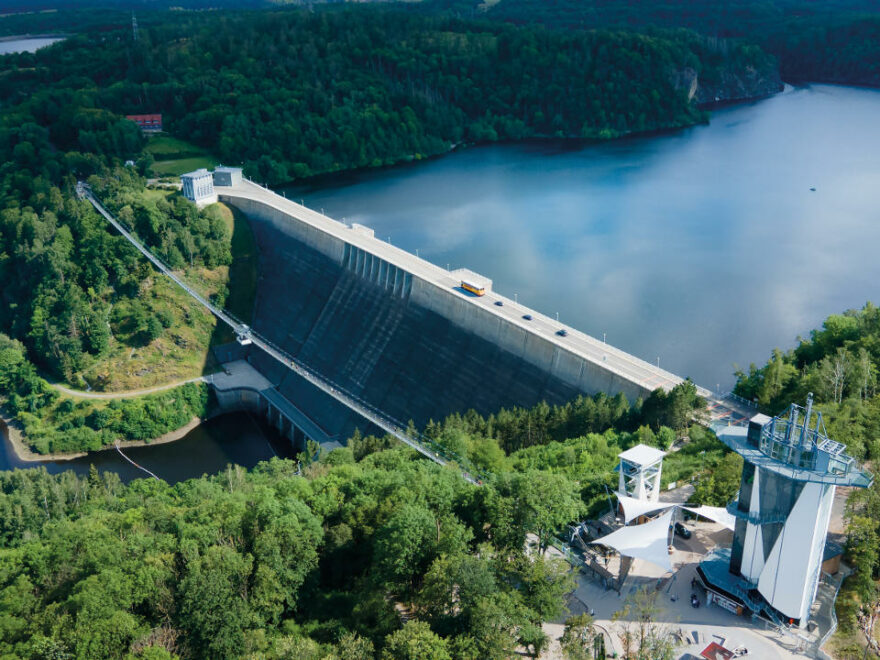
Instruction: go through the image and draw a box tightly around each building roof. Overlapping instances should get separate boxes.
[716,425,873,487]
[214,166,242,173]
[125,113,162,121]
[181,168,212,179]
[682,504,735,531]
[700,642,734,660]
[450,267,491,289]
[618,443,666,466]
[823,540,844,562]
[591,508,674,572]
[616,493,675,523]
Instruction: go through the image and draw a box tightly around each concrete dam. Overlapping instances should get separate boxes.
[214,180,701,446]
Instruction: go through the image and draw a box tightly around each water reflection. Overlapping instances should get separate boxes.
[0,413,295,484]
[0,37,64,55]
[284,85,880,389]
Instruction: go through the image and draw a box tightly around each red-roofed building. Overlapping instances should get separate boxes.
[125,114,162,133]
[700,642,734,660]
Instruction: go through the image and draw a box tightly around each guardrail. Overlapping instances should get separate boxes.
[725,501,789,526]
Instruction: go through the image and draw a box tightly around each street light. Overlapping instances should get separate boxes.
[603,332,606,344]
[514,293,518,304]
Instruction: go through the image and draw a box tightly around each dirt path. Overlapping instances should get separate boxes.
[51,376,208,400]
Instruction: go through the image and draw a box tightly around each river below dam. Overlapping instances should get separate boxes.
[0,413,294,483]
[285,84,880,393]
[3,83,879,482]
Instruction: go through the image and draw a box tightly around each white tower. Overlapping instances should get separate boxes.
[617,444,666,502]
[713,394,872,627]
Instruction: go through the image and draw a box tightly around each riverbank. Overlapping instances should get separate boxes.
[0,33,69,42]
[0,406,207,464]
[276,85,801,193]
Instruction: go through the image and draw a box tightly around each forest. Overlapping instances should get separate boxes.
[0,378,721,660]
[0,8,782,187]
[468,0,880,87]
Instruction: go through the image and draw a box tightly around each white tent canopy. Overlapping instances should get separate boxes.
[591,509,675,572]
[682,505,736,531]
[616,493,677,524]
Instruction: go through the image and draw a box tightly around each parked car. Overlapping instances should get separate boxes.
[674,521,692,539]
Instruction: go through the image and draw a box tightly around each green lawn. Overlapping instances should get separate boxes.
[144,135,207,158]
[152,155,218,176]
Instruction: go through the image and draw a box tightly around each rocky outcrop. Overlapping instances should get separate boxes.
[691,64,783,105]
[671,38,784,106]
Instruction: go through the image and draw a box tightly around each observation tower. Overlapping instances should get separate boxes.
[617,443,666,502]
[700,394,872,627]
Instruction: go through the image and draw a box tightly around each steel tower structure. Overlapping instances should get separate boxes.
[710,394,872,626]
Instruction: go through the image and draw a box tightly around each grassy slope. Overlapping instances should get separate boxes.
[73,195,255,392]
[80,276,218,391]
[145,135,219,176]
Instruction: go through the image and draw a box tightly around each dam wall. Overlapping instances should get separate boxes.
[220,182,683,439]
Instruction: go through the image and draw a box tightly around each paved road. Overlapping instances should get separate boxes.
[51,376,207,400]
[222,179,757,424]
[223,180,686,395]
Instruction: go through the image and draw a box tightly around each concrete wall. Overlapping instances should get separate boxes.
[213,387,263,414]
[221,193,651,404]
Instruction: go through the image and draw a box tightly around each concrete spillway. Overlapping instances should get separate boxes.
[219,181,688,443]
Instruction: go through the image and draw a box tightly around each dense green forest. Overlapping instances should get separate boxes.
[465,0,880,87]
[0,378,721,659]
[0,8,782,186]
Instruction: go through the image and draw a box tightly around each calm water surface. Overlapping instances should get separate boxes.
[0,413,293,483]
[285,84,880,391]
[0,37,64,55]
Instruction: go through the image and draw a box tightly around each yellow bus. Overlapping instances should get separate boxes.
[461,279,486,296]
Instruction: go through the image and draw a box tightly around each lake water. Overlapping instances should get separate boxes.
[3,83,878,482]
[0,413,294,483]
[285,84,880,392]
[0,37,64,55]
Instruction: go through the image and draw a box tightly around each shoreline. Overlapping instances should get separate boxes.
[0,409,211,464]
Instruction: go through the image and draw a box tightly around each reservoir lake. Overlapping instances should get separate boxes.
[0,37,64,55]
[286,84,880,393]
[3,83,879,481]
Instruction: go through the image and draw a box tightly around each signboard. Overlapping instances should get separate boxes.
[709,592,740,614]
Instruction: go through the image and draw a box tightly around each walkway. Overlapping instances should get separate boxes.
[51,376,207,400]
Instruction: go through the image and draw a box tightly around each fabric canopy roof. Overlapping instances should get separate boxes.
[682,505,736,531]
[591,509,674,572]
[616,493,676,524]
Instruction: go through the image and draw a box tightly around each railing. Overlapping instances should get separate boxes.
[78,182,488,486]
[725,501,789,526]
[728,582,784,628]
[724,392,759,409]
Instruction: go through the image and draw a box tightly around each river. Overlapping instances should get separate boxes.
[0,37,64,55]
[285,84,880,393]
[0,413,294,483]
